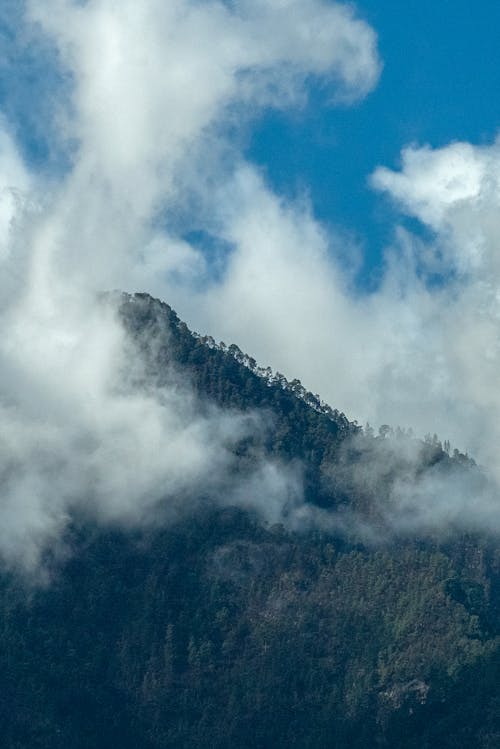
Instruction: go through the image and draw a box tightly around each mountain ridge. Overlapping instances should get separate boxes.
[119,291,355,432]
[0,290,498,748]
[117,291,478,531]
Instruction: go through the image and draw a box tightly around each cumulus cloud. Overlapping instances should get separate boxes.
[0,0,380,568]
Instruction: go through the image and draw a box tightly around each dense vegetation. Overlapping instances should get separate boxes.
[1,293,499,748]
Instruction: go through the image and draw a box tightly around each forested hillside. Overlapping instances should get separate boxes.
[1,293,499,748]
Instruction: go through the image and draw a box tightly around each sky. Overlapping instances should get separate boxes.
[249,0,500,283]
[1,0,500,566]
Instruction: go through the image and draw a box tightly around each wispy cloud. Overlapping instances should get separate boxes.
[5,0,499,563]
[0,0,380,568]
[177,139,500,505]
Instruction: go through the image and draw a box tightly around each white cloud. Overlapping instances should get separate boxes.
[14,0,381,304]
[0,0,381,568]
[27,0,380,219]
[371,140,500,281]
[372,143,485,230]
[369,139,500,469]
[172,138,500,515]
[1,0,499,556]
[0,122,32,261]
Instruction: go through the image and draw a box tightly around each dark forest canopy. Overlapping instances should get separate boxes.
[1,292,499,748]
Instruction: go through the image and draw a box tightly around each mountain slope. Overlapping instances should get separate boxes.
[0,292,499,748]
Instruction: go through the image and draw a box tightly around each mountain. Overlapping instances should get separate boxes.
[1,292,499,748]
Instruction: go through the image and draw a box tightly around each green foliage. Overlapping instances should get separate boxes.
[0,293,498,748]
[1,516,499,748]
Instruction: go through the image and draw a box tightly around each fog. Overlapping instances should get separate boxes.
[0,1,499,567]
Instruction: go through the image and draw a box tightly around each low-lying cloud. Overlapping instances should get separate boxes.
[319,430,498,541]
[1,0,500,567]
[0,0,380,568]
[0,287,306,570]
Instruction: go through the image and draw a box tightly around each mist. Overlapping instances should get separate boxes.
[0,0,381,568]
[0,0,499,568]
[317,429,499,541]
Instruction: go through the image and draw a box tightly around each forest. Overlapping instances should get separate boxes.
[1,293,498,748]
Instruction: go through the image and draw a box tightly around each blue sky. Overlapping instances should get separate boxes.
[248,0,500,286]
